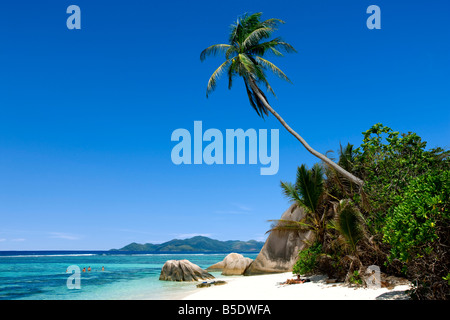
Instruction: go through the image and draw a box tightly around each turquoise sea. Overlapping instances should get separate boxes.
[0,251,258,300]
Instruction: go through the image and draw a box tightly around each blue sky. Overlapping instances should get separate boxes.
[0,0,449,250]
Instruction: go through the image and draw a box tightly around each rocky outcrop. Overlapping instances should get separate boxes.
[244,204,315,275]
[159,259,215,281]
[207,253,253,276]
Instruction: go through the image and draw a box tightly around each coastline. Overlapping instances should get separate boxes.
[180,272,412,300]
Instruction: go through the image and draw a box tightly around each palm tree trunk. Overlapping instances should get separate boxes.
[248,78,364,186]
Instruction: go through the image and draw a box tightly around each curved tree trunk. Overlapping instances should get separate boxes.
[248,78,364,186]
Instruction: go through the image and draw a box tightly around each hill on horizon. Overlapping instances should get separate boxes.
[111,236,264,253]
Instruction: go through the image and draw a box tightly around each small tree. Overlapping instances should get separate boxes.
[267,163,327,243]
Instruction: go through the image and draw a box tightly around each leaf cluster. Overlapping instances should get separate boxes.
[353,123,450,232]
[292,242,322,276]
[383,170,450,263]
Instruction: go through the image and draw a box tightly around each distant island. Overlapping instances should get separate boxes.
[110,236,264,253]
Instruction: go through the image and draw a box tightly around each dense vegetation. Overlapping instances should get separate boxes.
[274,124,449,300]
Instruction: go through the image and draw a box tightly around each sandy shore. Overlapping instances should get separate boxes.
[182,272,411,300]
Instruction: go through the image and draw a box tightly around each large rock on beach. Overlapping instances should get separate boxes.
[207,253,253,276]
[159,259,215,282]
[244,204,315,275]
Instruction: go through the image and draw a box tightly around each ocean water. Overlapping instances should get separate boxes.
[0,251,258,300]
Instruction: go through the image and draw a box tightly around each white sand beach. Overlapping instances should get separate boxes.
[182,272,411,300]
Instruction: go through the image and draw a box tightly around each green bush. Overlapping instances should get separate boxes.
[383,170,450,263]
[292,242,322,276]
[381,170,450,299]
[349,270,363,285]
[353,123,449,233]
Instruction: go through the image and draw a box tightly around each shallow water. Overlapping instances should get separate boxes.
[0,251,258,300]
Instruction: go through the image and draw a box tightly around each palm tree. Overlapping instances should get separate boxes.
[325,143,357,196]
[327,199,367,282]
[267,163,328,243]
[282,163,324,214]
[328,199,365,255]
[200,12,364,186]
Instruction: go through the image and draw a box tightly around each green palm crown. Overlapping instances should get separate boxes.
[200,12,297,117]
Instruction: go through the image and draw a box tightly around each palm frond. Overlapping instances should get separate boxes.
[273,40,297,54]
[229,12,263,44]
[242,27,273,51]
[251,78,270,116]
[243,78,263,117]
[225,46,238,59]
[268,47,284,57]
[238,53,257,74]
[266,219,313,234]
[296,164,324,213]
[227,62,234,90]
[256,57,292,83]
[253,38,296,53]
[261,18,285,29]
[334,199,364,253]
[241,12,264,30]
[325,143,358,197]
[280,181,301,203]
[338,143,355,172]
[250,63,276,97]
[206,58,233,97]
[243,77,269,117]
[228,21,241,45]
[200,44,232,62]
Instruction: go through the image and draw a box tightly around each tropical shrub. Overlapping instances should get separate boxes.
[383,170,450,299]
[349,270,363,285]
[383,170,449,263]
[353,123,449,233]
[292,242,322,276]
